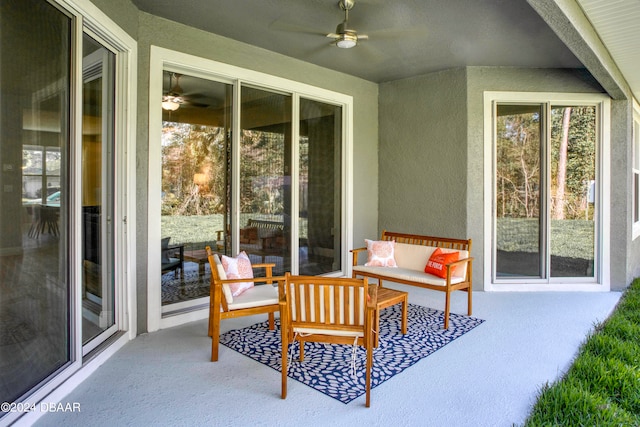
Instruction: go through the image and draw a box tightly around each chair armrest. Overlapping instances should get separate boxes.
[252,262,276,270]
[252,262,276,280]
[350,247,367,266]
[215,275,286,286]
[164,244,184,261]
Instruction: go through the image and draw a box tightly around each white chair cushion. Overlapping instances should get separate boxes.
[213,255,234,304]
[228,284,279,310]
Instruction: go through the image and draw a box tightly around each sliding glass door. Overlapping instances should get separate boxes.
[299,98,342,275]
[494,102,598,282]
[0,0,72,406]
[155,59,348,316]
[239,86,292,274]
[160,72,232,306]
[81,33,117,353]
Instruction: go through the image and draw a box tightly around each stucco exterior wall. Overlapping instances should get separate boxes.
[378,68,468,239]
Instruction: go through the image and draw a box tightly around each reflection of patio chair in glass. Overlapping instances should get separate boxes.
[161,237,184,278]
[28,205,60,238]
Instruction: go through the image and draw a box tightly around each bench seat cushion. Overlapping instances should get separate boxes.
[353,266,466,286]
[393,243,469,278]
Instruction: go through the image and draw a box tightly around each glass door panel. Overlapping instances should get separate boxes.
[161,72,232,307]
[495,104,544,278]
[298,98,342,275]
[549,106,596,278]
[239,86,292,275]
[0,0,71,405]
[81,34,117,352]
[494,102,600,283]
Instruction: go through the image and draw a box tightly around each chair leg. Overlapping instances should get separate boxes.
[401,295,408,335]
[366,334,373,407]
[268,312,275,330]
[444,291,451,330]
[299,340,305,361]
[281,313,288,399]
[211,308,221,362]
[467,286,473,316]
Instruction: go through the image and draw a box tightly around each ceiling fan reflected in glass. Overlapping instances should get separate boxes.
[162,72,184,111]
[326,0,368,49]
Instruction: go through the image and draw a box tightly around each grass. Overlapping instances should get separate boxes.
[523,278,640,426]
[497,218,595,260]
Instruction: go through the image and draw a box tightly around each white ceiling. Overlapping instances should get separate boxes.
[576,0,640,102]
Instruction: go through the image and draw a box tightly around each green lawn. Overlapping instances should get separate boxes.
[497,218,595,260]
[523,278,640,426]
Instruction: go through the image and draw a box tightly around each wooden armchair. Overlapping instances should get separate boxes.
[279,273,377,407]
[205,246,282,362]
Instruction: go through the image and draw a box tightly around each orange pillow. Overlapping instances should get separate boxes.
[424,248,459,279]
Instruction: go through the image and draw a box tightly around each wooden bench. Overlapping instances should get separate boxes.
[240,219,287,253]
[351,230,473,329]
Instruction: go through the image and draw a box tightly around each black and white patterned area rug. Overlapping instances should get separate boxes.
[219,303,485,404]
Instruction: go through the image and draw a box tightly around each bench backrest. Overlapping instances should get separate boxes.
[246,219,284,239]
[381,230,471,277]
[381,230,471,252]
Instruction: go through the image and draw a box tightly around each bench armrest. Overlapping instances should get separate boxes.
[445,256,474,279]
[350,247,367,266]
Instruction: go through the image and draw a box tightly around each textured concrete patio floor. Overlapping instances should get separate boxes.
[32,286,621,427]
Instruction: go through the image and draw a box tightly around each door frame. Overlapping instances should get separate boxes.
[147,46,354,331]
[483,91,610,292]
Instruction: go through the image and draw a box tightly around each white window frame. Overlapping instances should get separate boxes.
[632,98,640,240]
[147,46,354,331]
[483,91,610,292]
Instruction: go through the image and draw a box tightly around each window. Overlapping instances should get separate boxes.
[22,146,61,204]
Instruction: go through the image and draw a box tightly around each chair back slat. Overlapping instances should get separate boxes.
[284,274,368,329]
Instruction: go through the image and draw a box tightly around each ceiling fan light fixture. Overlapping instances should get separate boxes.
[336,34,357,48]
[162,95,183,111]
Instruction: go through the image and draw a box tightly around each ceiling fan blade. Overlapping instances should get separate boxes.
[356,42,386,62]
[366,27,428,39]
[269,18,327,37]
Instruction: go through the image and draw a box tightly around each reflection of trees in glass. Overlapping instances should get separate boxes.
[496,107,596,221]
[240,129,285,215]
[161,122,227,216]
[550,106,596,220]
[496,112,541,218]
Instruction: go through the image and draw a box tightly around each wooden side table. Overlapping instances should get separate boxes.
[374,286,408,347]
[183,249,210,278]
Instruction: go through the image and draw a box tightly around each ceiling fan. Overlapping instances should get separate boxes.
[326,0,368,49]
[162,72,185,111]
